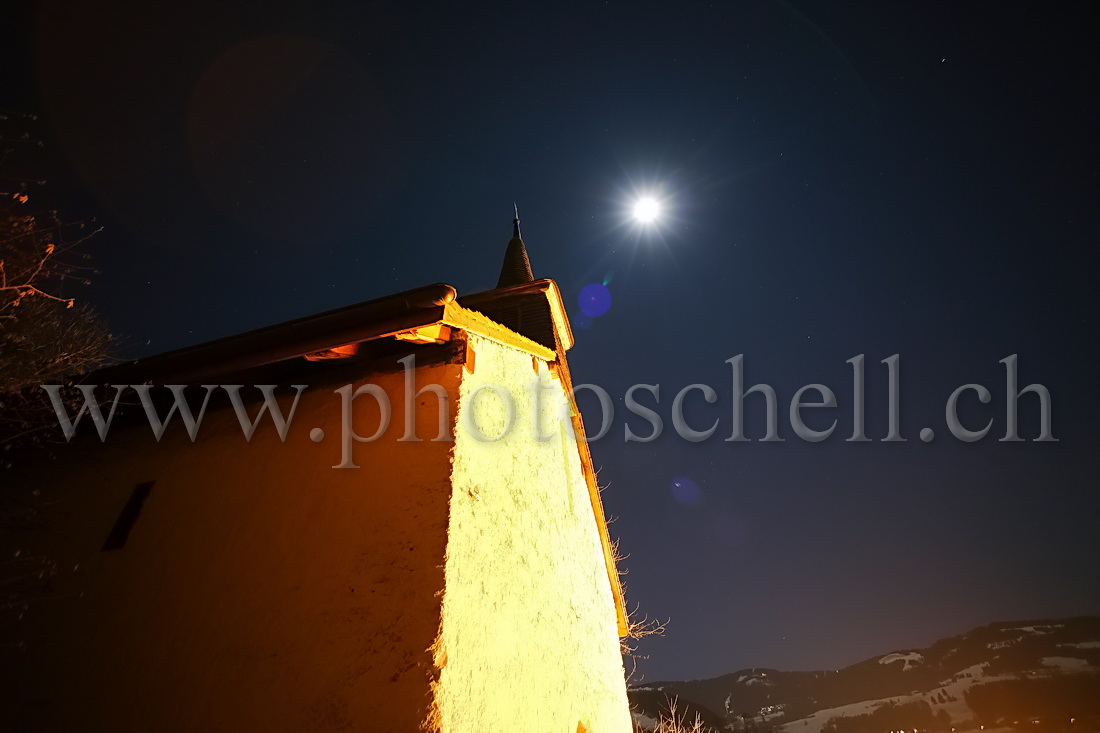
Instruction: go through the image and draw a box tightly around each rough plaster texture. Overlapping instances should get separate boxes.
[432,333,632,733]
[1,335,631,732]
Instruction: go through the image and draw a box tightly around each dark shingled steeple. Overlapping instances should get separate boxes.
[496,204,534,288]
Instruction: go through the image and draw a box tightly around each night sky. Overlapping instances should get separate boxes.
[3,2,1098,682]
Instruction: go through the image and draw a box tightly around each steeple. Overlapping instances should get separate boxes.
[496,204,535,288]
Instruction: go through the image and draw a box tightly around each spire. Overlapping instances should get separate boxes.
[497,204,534,288]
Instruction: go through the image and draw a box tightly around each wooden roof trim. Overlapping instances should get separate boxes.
[549,353,630,638]
[460,278,575,351]
[540,279,575,351]
[88,284,459,385]
[440,301,556,361]
[87,282,560,385]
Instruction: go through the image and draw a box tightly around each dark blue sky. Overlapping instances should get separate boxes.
[3,1,1098,681]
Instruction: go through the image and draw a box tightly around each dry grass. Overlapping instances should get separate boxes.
[612,533,670,680]
[647,699,711,733]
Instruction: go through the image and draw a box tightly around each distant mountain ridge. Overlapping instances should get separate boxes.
[629,616,1100,732]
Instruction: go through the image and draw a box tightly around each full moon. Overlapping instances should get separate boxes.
[632,197,661,223]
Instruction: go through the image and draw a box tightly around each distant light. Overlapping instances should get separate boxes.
[632,196,661,223]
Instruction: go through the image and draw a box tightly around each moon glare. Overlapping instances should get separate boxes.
[632,197,661,223]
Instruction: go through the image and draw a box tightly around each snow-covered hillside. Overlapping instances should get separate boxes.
[628,616,1100,733]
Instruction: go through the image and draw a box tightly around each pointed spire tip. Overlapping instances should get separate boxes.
[497,204,534,288]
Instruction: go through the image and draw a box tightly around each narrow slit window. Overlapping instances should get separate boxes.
[102,481,156,551]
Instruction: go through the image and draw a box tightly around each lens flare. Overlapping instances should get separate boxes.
[670,476,702,506]
[578,283,612,317]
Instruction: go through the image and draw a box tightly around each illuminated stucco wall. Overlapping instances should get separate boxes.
[1,358,463,732]
[432,333,632,733]
[1,334,632,732]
